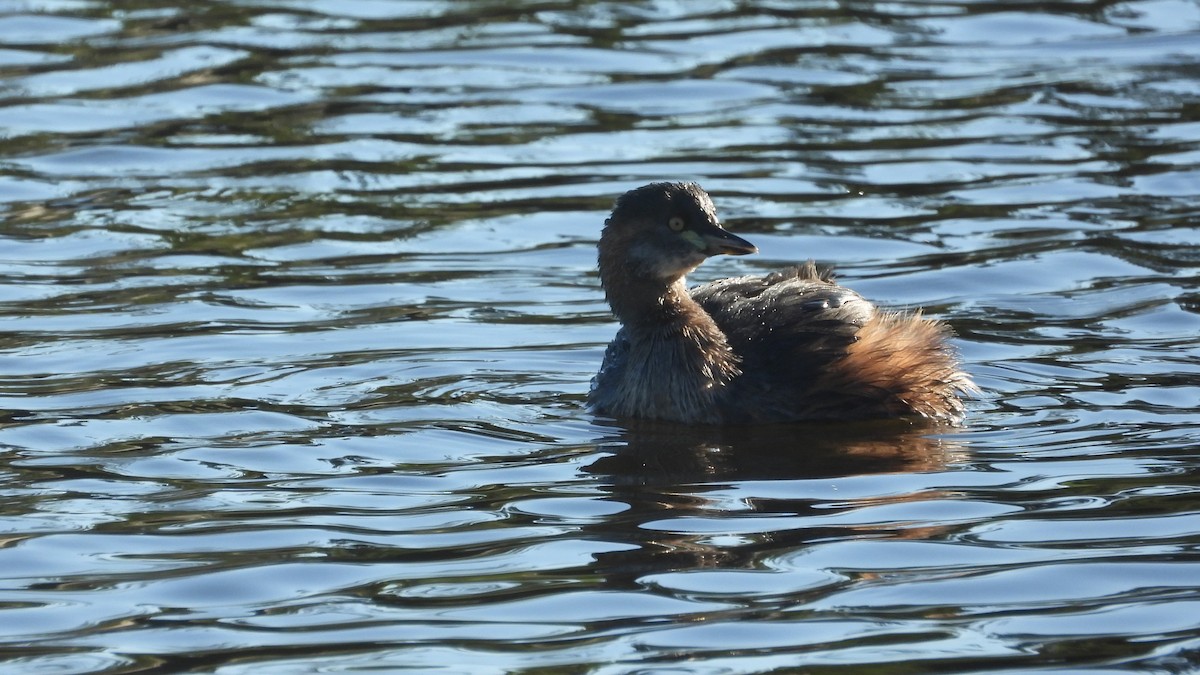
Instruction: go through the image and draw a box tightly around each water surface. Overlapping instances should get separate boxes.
[1,1,1199,672]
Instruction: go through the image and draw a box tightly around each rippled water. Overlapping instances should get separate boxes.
[2,1,1199,672]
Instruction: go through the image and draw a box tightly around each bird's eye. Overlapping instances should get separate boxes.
[667,216,686,232]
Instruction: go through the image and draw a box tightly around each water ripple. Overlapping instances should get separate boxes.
[1,0,1199,672]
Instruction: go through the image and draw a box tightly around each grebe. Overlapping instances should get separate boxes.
[588,182,974,424]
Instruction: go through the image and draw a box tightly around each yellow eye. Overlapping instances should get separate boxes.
[667,216,686,232]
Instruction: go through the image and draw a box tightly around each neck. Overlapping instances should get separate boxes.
[598,235,696,328]
[597,270,742,423]
[604,273,694,329]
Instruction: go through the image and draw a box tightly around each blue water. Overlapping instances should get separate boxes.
[1,1,1199,672]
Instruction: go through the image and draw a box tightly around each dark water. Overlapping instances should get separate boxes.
[2,1,1199,672]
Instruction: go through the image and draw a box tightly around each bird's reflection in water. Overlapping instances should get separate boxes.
[581,418,968,584]
[588,417,963,483]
